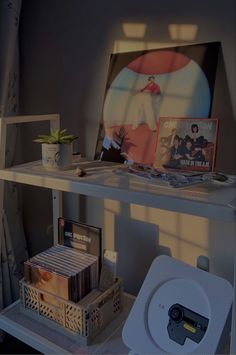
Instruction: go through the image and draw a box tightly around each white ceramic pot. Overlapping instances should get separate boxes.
[42,143,72,171]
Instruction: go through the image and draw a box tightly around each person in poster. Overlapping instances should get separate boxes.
[130,75,161,131]
[184,124,208,162]
[167,135,184,168]
[182,139,195,161]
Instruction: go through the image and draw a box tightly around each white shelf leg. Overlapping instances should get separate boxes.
[50,116,62,246]
[52,190,62,245]
[0,116,7,185]
[0,118,6,337]
[0,117,7,242]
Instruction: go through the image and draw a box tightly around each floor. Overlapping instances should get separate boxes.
[0,334,41,354]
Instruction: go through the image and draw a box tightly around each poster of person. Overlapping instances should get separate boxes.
[155,117,219,172]
[95,42,220,165]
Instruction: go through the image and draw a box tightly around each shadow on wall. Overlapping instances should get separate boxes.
[115,215,171,295]
[212,45,236,174]
[90,199,234,297]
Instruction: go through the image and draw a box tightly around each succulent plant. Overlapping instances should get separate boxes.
[34,129,78,144]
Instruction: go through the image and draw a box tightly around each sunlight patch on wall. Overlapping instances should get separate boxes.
[130,204,209,267]
[168,24,198,41]
[103,199,121,250]
[104,209,115,250]
[122,23,147,38]
[130,204,149,222]
[114,22,198,53]
[158,214,209,266]
[113,40,177,53]
[178,241,209,267]
[104,199,120,214]
[179,214,209,249]
[130,204,179,227]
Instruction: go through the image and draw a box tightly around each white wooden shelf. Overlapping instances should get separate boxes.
[0,115,235,354]
[0,295,134,354]
[0,160,235,222]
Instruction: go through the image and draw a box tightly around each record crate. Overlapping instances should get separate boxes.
[19,277,123,345]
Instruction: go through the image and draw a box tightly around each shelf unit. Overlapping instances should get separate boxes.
[0,114,235,354]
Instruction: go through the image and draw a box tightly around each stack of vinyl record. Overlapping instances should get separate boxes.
[24,244,99,302]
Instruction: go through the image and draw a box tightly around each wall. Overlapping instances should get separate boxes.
[19,0,235,293]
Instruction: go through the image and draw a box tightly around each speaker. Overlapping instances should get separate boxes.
[122,255,233,354]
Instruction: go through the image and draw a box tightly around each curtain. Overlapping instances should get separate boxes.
[0,0,28,340]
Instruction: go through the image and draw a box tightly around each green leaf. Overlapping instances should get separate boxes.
[34,128,78,144]
[59,129,67,135]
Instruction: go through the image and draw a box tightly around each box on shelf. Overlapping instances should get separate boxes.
[19,277,123,345]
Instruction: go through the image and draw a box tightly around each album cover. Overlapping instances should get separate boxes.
[58,217,102,267]
[95,42,220,166]
[155,117,218,172]
[24,260,71,301]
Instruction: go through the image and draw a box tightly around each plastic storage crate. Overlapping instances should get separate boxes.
[19,277,123,345]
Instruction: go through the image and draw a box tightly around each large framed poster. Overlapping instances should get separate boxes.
[95,42,220,166]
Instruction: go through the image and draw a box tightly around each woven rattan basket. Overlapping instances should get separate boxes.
[19,277,123,345]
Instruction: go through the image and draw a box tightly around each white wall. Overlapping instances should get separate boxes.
[19,0,236,293]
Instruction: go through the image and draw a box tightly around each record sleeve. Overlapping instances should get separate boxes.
[155,117,218,172]
[24,260,71,301]
[24,245,99,302]
[58,217,102,268]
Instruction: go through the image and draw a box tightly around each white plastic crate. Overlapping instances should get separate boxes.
[19,277,123,345]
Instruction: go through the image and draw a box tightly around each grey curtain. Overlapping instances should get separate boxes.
[0,0,28,340]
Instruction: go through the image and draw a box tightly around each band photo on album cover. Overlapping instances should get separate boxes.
[155,117,219,172]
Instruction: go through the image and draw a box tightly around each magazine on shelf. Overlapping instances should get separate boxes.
[155,117,219,172]
[114,163,212,189]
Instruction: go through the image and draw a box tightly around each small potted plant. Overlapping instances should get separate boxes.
[34,129,78,171]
